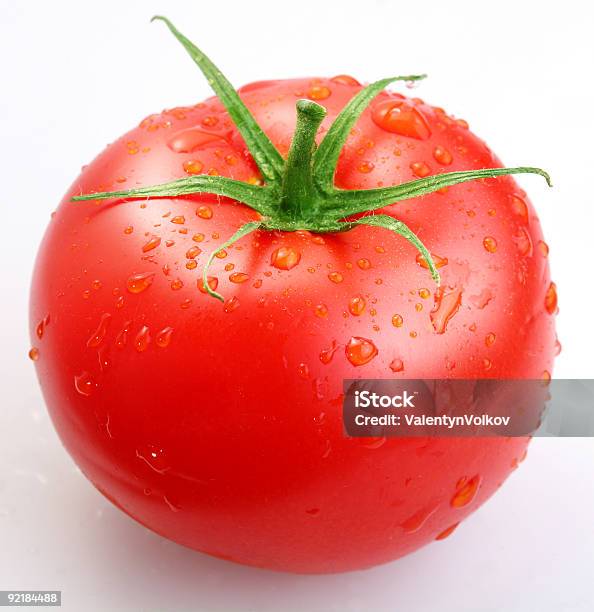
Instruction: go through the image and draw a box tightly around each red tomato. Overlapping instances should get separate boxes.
[29,21,556,573]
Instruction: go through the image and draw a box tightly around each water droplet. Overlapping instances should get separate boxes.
[554,338,562,356]
[538,240,549,257]
[142,236,161,253]
[127,272,155,294]
[186,246,201,259]
[348,295,366,316]
[485,332,496,347]
[431,287,462,334]
[315,303,329,318]
[483,236,497,253]
[469,288,493,310]
[451,475,481,508]
[319,341,338,365]
[308,85,331,100]
[400,504,438,533]
[230,272,249,283]
[433,146,453,165]
[115,321,132,348]
[419,288,431,299]
[196,205,213,219]
[392,314,404,328]
[331,74,360,86]
[435,522,459,541]
[87,313,112,348]
[357,258,371,270]
[224,296,240,313]
[542,370,551,385]
[271,246,301,270]
[136,444,169,473]
[36,317,49,340]
[74,371,96,396]
[390,358,404,373]
[297,363,310,378]
[514,227,533,257]
[199,276,218,293]
[545,282,558,314]
[167,127,226,153]
[156,326,173,348]
[345,337,378,366]
[328,271,343,284]
[410,161,431,178]
[183,160,204,175]
[193,233,205,243]
[371,99,431,140]
[170,215,185,224]
[124,225,134,234]
[358,161,374,174]
[509,194,529,221]
[134,325,151,352]
[416,252,448,269]
[28,347,39,361]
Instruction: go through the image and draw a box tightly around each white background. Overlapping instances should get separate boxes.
[1,1,593,610]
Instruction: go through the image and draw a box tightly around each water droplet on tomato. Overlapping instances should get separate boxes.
[485,332,496,347]
[509,194,529,221]
[483,236,497,253]
[308,85,331,100]
[416,252,448,269]
[167,127,226,153]
[390,358,404,373]
[431,287,462,334]
[469,288,493,310]
[435,522,459,540]
[183,160,204,175]
[357,258,371,270]
[196,205,213,219]
[115,321,132,348]
[127,272,155,294]
[170,215,185,224]
[400,504,438,533]
[331,74,360,86]
[315,303,329,318]
[348,295,366,316]
[134,325,151,352]
[74,371,96,396]
[358,161,374,174]
[142,236,161,252]
[199,276,218,293]
[224,297,240,313]
[538,240,549,257]
[371,99,431,140]
[545,282,558,314]
[156,326,173,348]
[451,475,481,508]
[328,271,343,284]
[554,338,562,356]
[87,313,112,348]
[345,337,378,366]
[271,247,301,270]
[433,146,453,165]
[319,341,338,365]
[410,161,431,178]
[230,272,249,283]
[514,227,533,257]
[186,245,201,259]
[392,314,404,328]
[28,347,39,361]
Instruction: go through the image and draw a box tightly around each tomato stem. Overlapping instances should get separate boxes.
[279,100,327,222]
[70,16,553,301]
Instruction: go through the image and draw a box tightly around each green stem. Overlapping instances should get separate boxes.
[70,15,553,302]
[279,100,327,221]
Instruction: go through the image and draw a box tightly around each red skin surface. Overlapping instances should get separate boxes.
[30,76,556,573]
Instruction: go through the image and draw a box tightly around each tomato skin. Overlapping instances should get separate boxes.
[30,77,555,573]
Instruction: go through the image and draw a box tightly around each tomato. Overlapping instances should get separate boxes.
[29,17,556,573]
